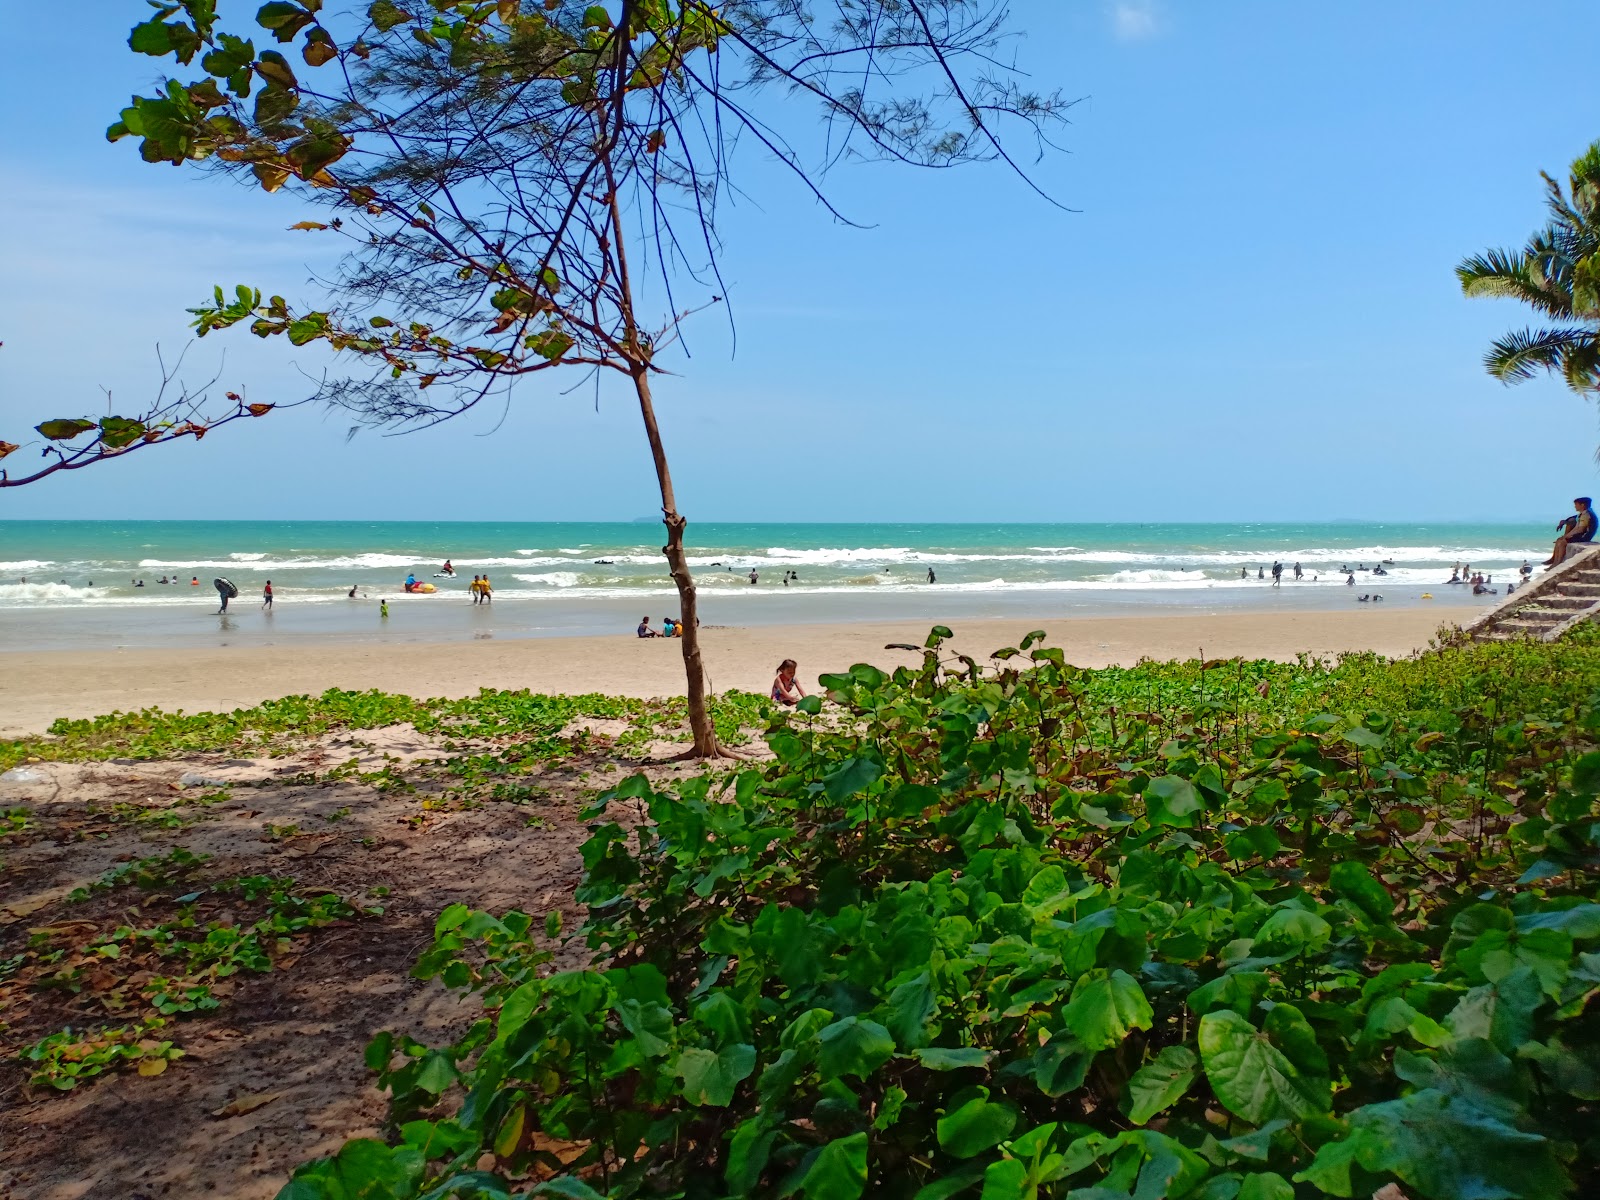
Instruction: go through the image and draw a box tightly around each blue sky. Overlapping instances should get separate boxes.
[3,0,1599,523]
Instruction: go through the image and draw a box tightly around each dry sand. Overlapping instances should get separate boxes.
[0,607,1470,737]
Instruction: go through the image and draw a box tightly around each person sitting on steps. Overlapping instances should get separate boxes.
[1546,497,1597,566]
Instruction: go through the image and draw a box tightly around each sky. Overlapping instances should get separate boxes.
[3,0,1600,524]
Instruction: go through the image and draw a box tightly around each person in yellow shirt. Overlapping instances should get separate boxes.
[479,574,493,603]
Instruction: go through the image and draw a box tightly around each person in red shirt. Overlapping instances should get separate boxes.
[262,580,274,609]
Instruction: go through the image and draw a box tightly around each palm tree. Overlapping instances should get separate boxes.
[1458,142,1600,398]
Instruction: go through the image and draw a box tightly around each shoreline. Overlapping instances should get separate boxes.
[0,607,1470,737]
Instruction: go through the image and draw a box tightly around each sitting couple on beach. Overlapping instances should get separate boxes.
[1545,497,1596,566]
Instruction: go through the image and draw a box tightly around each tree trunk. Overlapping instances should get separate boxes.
[629,363,720,756]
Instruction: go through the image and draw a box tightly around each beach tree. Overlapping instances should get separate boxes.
[72,0,1069,757]
[1458,140,1600,410]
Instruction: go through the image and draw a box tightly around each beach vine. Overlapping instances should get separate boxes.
[256,628,1600,1200]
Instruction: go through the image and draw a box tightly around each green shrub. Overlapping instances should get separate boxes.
[277,630,1600,1200]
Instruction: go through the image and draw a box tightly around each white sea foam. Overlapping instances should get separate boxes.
[512,572,582,587]
[229,552,268,561]
[0,582,107,605]
[0,560,56,572]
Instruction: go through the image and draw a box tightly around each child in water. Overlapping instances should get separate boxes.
[380,599,389,619]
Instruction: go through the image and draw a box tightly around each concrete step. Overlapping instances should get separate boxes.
[1559,583,1600,597]
[1535,596,1596,611]
[1498,618,1565,633]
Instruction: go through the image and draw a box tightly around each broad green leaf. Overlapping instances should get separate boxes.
[1199,1010,1330,1125]
[1445,966,1543,1052]
[1328,861,1393,923]
[1124,1045,1197,1125]
[1251,908,1331,955]
[1064,969,1153,1051]
[980,1158,1027,1200]
[1145,775,1202,826]
[884,972,937,1049]
[369,0,409,32]
[695,992,753,1047]
[822,756,882,803]
[676,1043,756,1106]
[937,1092,1017,1159]
[800,1133,868,1200]
[1296,1089,1568,1200]
[1235,1172,1294,1200]
[726,1119,776,1195]
[533,1180,608,1200]
[914,1046,992,1071]
[1516,903,1600,939]
[36,419,96,440]
[817,1017,894,1080]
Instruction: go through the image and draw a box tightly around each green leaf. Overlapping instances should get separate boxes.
[1342,725,1385,749]
[287,313,328,345]
[257,2,314,40]
[36,419,97,440]
[800,1132,868,1200]
[937,1092,1017,1159]
[726,1119,776,1195]
[822,756,882,803]
[1199,1010,1331,1125]
[369,0,409,32]
[1235,1172,1294,1200]
[1445,966,1543,1052]
[1125,1045,1198,1125]
[412,1051,457,1095]
[817,1017,895,1081]
[99,417,147,449]
[1251,907,1331,955]
[1296,1089,1569,1200]
[676,1043,756,1106]
[1145,775,1202,826]
[695,992,753,1048]
[255,50,299,89]
[980,1159,1027,1200]
[1064,969,1153,1051]
[1516,903,1600,939]
[1328,861,1393,923]
[884,972,937,1049]
[533,1180,608,1200]
[912,1046,992,1071]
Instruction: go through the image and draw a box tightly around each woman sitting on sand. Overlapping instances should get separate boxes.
[772,659,806,707]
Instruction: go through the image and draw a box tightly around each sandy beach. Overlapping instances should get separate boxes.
[0,607,1469,736]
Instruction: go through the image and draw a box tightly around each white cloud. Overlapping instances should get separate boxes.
[1109,0,1167,41]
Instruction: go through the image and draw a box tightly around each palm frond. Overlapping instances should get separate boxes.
[1458,247,1576,318]
[1484,326,1595,384]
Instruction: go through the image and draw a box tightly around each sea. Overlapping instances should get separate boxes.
[0,520,1544,650]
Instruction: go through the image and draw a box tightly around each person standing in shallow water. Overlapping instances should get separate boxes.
[927,568,937,584]
[1271,561,1282,586]
[262,580,273,609]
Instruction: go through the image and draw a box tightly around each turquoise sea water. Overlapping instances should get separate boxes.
[0,520,1544,649]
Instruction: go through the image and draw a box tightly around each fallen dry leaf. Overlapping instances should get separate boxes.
[212,1091,280,1118]
[137,1058,168,1077]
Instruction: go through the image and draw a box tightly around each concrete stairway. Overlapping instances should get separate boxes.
[1460,546,1600,642]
